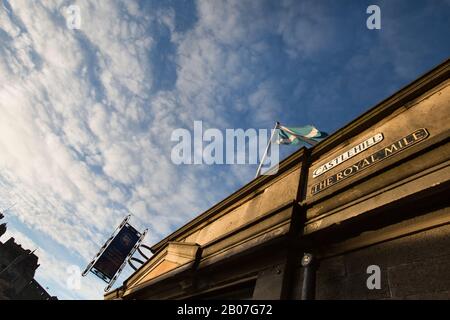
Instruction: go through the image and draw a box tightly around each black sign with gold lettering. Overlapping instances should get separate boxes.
[311,128,429,195]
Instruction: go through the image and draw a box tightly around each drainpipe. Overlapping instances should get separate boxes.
[301,253,316,300]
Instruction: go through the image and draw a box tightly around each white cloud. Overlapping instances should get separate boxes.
[0,0,336,299]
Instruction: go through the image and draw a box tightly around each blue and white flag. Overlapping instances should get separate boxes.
[277,124,328,146]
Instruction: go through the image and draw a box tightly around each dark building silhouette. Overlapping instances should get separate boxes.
[0,213,57,300]
[0,212,5,238]
[0,223,6,239]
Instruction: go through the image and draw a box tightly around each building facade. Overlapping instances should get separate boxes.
[0,215,56,300]
[106,59,450,300]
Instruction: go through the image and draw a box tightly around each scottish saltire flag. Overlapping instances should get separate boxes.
[277,124,328,146]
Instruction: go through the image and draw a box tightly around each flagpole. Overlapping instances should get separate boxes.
[255,121,279,178]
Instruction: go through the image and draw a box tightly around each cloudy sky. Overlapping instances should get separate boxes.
[0,0,449,299]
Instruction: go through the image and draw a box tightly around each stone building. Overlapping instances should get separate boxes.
[0,214,56,300]
[106,58,450,300]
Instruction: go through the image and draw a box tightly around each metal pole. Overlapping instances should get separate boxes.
[255,122,279,178]
[301,253,316,300]
[0,203,16,218]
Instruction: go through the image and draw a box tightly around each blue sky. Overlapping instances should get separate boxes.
[0,0,449,299]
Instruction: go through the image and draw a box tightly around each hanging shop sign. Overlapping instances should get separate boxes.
[82,215,148,291]
[90,223,141,282]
